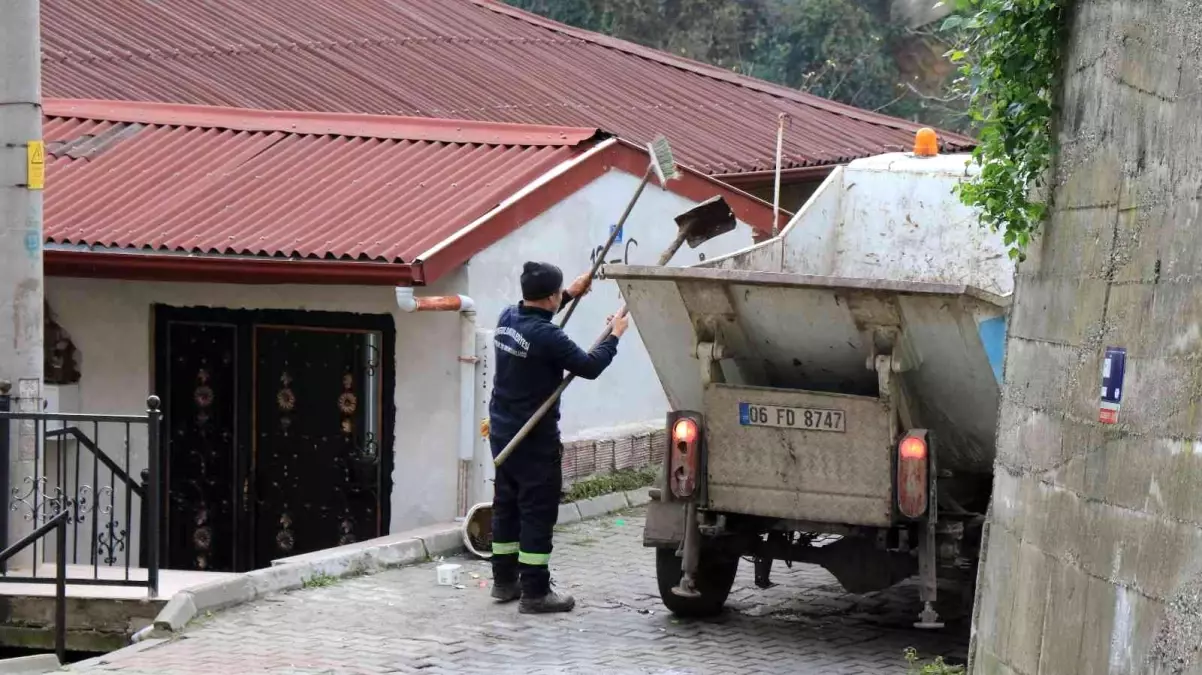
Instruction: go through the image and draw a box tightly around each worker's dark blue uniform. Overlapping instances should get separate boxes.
[489,290,620,597]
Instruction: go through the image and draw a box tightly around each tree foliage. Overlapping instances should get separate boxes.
[944,0,1066,260]
[505,0,964,126]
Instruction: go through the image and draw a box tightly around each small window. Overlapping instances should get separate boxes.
[45,306,81,385]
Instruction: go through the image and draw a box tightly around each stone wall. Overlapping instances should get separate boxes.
[971,2,1202,673]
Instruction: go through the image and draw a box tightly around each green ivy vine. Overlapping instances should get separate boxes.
[942,0,1067,261]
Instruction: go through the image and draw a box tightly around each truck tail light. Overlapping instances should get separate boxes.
[667,412,702,499]
[900,436,927,460]
[896,430,929,519]
[673,419,698,444]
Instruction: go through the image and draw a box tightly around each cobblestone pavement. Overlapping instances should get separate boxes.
[69,508,969,674]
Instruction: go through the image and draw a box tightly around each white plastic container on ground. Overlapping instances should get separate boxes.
[436,564,462,586]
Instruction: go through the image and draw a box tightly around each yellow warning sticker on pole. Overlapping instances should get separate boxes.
[26,140,45,190]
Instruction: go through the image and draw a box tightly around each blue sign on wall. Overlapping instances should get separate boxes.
[609,223,623,244]
[24,229,40,256]
[1099,346,1126,424]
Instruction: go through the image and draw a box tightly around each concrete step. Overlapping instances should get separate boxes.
[0,654,60,675]
[0,594,163,653]
[0,567,231,651]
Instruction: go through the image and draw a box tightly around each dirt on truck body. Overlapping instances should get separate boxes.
[601,145,1012,628]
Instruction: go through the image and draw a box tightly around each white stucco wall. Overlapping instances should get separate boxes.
[45,272,466,553]
[464,169,756,503]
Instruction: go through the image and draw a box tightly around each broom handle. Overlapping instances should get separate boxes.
[493,227,691,468]
[558,166,653,328]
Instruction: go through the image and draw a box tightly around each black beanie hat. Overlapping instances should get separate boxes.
[520,261,564,301]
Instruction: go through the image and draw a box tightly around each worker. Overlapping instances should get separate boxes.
[488,261,629,613]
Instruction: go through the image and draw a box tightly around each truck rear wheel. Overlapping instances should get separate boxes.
[654,546,739,618]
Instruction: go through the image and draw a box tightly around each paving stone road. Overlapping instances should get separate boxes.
[69,508,969,674]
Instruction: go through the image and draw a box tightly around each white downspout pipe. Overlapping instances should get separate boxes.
[455,311,478,517]
[772,112,788,237]
[395,287,478,517]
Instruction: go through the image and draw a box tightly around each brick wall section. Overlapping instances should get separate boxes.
[561,428,666,483]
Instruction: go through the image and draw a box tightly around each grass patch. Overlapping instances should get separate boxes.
[903,648,964,674]
[183,609,217,633]
[562,467,657,503]
[302,572,339,589]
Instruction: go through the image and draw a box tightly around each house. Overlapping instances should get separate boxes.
[34,0,974,575]
[39,98,780,572]
[40,0,974,211]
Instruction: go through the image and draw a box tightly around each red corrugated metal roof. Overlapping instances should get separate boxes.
[41,99,785,286]
[41,0,975,178]
[43,99,596,263]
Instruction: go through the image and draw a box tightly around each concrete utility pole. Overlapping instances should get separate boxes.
[971,2,1202,674]
[0,0,45,555]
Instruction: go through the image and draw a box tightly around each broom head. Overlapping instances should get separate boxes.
[648,135,679,186]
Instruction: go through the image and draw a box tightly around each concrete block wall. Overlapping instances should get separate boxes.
[970,1,1202,673]
[561,427,666,483]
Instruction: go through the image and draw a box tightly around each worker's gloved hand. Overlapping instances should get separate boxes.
[608,313,630,338]
[567,273,592,298]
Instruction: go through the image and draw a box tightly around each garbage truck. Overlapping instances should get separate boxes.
[601,139,1010,628]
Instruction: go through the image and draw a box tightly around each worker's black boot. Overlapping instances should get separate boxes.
[491,580,521,603]
[519,589,575,614]
[491,550,521,603]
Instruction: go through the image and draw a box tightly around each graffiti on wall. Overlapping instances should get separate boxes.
[589,238,639,271]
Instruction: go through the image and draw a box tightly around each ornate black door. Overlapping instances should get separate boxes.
[160,320,243,572]
[252,327,383,566]
[155,307,393,573]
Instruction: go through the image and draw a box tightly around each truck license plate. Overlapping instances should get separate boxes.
[739,403,846,433]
